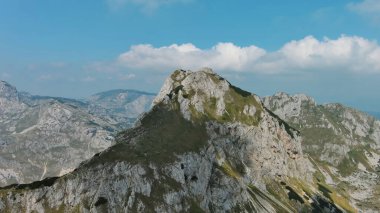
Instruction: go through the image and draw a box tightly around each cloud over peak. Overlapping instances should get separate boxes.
[113,35,380,74]
[117,43,266,72]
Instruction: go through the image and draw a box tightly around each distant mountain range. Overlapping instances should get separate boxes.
[0,80,155,186]
[87,89,156,129]
[1,69,378,212]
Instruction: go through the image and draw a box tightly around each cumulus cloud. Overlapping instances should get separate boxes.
[82,76,96,82]
[348,0,380,23]
[117,43,266,72]
[264,35,380,73]
[38,74,54,81]
[0,72,11,80]
[107,0,192,12]
[113,35,380,74]
[119,73,136,80]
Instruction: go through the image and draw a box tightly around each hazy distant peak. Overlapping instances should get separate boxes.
[0,80,19,102]
[270,92,315,104]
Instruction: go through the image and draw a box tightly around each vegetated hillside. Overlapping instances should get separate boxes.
[0,81,154,187]
[0,69,362,213]
[264,92,380,212]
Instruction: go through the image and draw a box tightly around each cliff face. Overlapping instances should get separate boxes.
[0,69,357,213]
[264,92,380,212]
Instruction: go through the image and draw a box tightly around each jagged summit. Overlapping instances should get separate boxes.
[269,92,315,104]
[87,89,156,121]
[90,89,155,102]
[263,92,316,119]
[0,80,24,114]
[154,68,263,125]
[0,80,19,102]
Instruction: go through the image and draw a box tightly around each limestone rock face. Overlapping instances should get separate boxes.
[0,82,154,187]
[0,69,351,213]
[264,92,380,212]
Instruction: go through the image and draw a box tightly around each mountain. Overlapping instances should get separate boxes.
[263,92,380,212]
[0,81,24,114]
[0,82,154,187]
[87,89,156,129]
[0,81,119,187]
[0,69,359,212]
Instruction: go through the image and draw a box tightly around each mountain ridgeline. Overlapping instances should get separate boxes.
[1,69,378,212]
[263,92,380,212]
[0,81,155,187]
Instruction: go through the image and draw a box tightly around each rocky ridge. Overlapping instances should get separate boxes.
[264,92,380,212]
[0,69,357,212]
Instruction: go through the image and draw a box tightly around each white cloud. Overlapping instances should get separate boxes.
[49,62,67,68]
[119,73,136,80]
[262,35,380,73]
[1,72,11,80]
[113,35,380,74]
[82,76,96,82]
[107,0,192,13]
[85,61,120,73]
[348,0,380,22]
[348,0,380,13]
[117,43,266,72]
[38,74,54,81]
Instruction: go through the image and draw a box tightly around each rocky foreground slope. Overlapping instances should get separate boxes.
[0,69,365,212]
[0,81,154,186]
[263,93,380,212]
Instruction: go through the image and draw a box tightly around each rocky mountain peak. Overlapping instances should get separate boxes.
[87,89,156,127]
[0,80,19,102]
[154,68,263,125]
[0,69,361,213]
[0,81,24,114]
[262,92,316,119]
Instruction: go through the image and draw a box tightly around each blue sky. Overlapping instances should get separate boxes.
[0,0,380,111]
